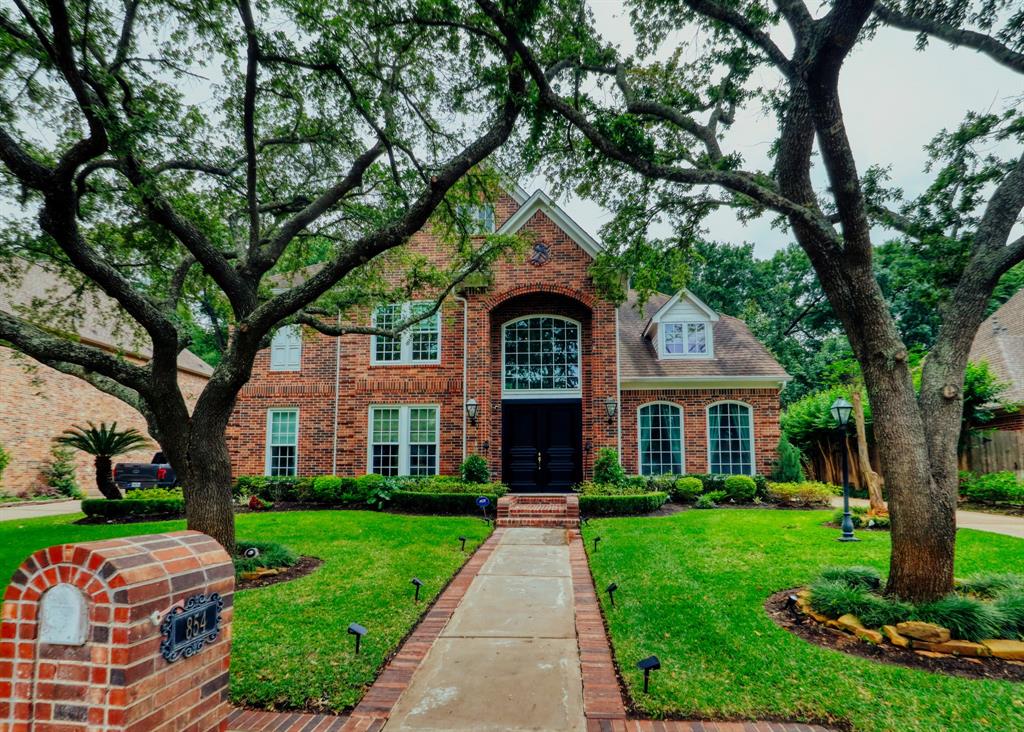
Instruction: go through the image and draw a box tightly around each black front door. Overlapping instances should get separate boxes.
[502,400,582,492]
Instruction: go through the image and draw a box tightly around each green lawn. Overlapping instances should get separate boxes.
[0,510,490,712]
[582,509,1024,732]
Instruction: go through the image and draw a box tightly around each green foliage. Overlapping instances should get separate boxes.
[575,480,649,496]
[956,572,1024,598]
[125,487,183,500]
[808,579,912,629]
[771,435,805,482]
[82,498,184,519]
[460,455,490,484]
[916,595,1007,643]
[832,505,891,529]
[0,443,9,487]
[43,446,84,499]
[818,565,882,591]
[765,481,838,506]
[695,490,727,508]
[671,476,704,503]
[960,472,1024,504]
[994,592,1024,639]
[593,448,626,485]
[233,542,298,579]
[395,476,508,497]
[54,422,149,458]
[723,475,757,502]
[578,492,667,517]
[389,490,503,515]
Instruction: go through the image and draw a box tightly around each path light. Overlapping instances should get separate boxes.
[785,594,805,624]
[466,398,479,426]
[606,582,618,608]
[347,623,367,654]
[637,655,661,693]
[830,396,859,543]
[593,536,601,552]
[458,536,468,552]
[411,577,423,603]
[242,547,260,559]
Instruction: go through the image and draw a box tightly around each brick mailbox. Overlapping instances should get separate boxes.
[0,531,234,731]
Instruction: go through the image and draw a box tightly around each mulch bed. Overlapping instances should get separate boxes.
[236,556,322,590]
[766,589,1024,682]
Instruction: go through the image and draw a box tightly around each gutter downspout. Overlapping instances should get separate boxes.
[331,311,342,475]
[455,294,469,461]
[615,306,623,456]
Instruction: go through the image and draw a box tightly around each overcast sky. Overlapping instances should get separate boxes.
[527,2,1023,259]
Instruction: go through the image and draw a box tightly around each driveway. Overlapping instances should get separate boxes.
[0,500,82,522]
[832,497,1024,539]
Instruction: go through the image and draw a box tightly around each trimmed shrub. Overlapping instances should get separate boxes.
[44,445,84,499]
[593,448,626,486]
[724,475,757,502]
[232,475,313,502]
[576,480,649,496]
[915,595,1007,642]
[125,487,182,500]
[961,471,1024,504]
[695,489,727,508]
[578,492,667,516]
[818,565,882,591]
[397,476,508,496]
[765,481,837,506]
[307,476,360,504]
[390,490,502,515]
[234,541,297,579]
[771,435,805,482]
[689,473,726,493]
[956,572,1024,598]
[646,474,678,493]
[460,454,490,484]
[82,498,184,519]
[994,591,1024,639]
[672,476,704,503]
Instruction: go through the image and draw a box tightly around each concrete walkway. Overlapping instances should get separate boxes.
[0,499,81,521]
[384,528,585,732]
[832,496,1024,539]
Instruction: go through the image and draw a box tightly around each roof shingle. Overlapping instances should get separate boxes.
[969,288,1024,404]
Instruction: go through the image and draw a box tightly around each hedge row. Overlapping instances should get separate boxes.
[82,498,184,519]
[579,492,667,517]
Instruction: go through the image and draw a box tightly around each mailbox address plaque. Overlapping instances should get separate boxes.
[160,593,223,663]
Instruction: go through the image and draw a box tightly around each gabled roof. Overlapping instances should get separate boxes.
[497,190,603,259]
[618,290,789,384]
[641,288,720,339]
[969,288,1024,404]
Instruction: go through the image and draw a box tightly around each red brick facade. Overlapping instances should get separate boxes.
[227,189,784,483]
[0,531,233,732]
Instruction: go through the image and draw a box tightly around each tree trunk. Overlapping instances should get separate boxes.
[181,431,236,555]
[850,390,886,515]
[95,455,122,500]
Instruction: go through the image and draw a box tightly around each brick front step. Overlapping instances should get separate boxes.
[496,494,580,528]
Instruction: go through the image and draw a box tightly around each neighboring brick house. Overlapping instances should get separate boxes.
[227,187,789,489]
[0,261,213,496]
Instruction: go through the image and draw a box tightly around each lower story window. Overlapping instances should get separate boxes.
[266,408,298,476]
[369,405,439,476]
[708,402,753,475]
[639,403,683,475]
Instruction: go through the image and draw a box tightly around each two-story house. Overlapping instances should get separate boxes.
[226,187,789,490]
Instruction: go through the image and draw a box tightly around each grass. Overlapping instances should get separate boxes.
[582,509,1024,732]
[0,509,490,713]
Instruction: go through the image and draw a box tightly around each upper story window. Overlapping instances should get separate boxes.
[662,321,709,357]
[502,315,581,396]
[459,203,496,234]
[270,325,302,371]
[372,302,441,365]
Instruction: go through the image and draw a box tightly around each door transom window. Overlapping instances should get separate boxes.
[502,315,581,396]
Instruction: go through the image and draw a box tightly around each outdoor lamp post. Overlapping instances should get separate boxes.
[466,398,479,426]
[830,397,859,542]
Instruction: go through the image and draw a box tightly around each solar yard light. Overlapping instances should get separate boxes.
[593,536,601,552]
[637,655,661,693]
[606,582,619,608]
[785,594,805,624]
[411,577,423,603]
[830,396,859,543]
[347,623,367,654]
[458,536,468,552]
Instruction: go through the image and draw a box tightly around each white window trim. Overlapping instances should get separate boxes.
[705,400,755,476]
[500,313,583,399]
[637,401,684,476]
[370,302,442,366]
[265,408,299,477]
[366,404,441,476]
[660,321,714,360]
[269,325,303,371]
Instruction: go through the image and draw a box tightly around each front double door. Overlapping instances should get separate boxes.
[501,400,582,492]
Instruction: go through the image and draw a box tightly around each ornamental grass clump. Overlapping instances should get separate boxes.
[915,595,1008,642]
[955,572,1024,598]
[818,565,882,591]
[993,591,1024,639]
[234,541,298,579]
[808,578,913,628]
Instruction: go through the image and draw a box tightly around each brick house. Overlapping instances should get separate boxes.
[0,260,213,496]
[227,187,789,489]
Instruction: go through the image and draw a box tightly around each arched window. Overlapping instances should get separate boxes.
[707,402,754,475]
[502,315,580,394]
[638,403,683,476]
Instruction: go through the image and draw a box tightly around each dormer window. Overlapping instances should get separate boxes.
[663,322,709,357]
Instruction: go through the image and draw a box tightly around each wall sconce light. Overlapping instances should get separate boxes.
[604,396,618,424]
[466,398,479,426]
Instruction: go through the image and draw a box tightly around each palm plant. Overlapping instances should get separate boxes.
[54,422,149,499]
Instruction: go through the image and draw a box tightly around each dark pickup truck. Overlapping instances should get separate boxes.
[113,452,178,491]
